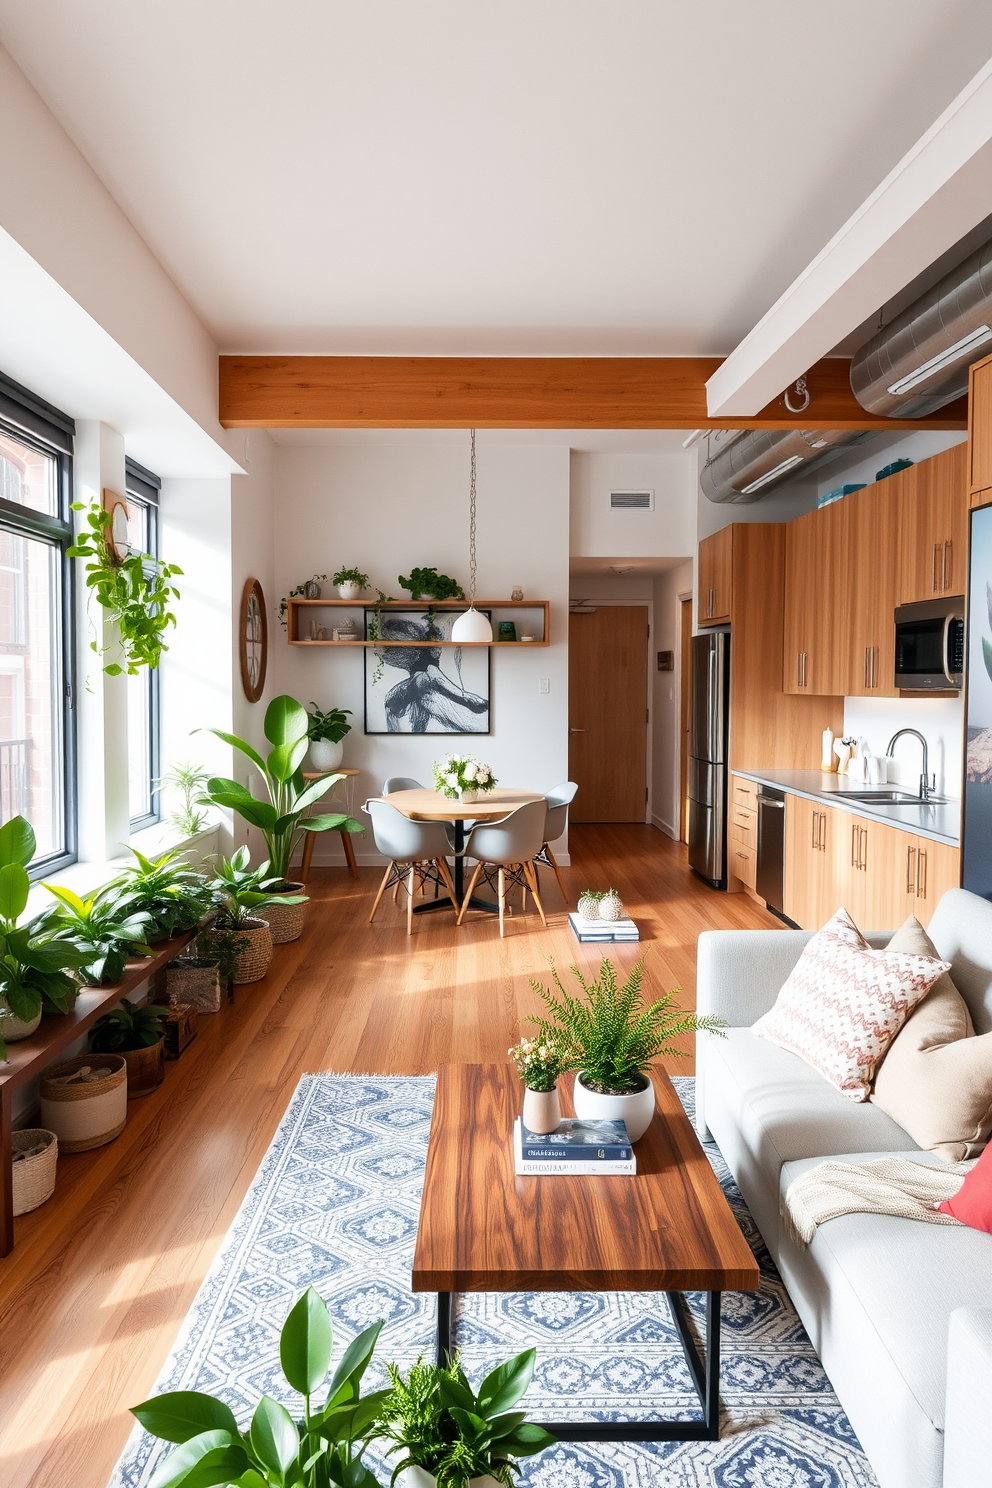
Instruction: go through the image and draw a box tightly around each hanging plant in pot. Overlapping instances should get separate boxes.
[307,703,352,772]
[67,498,182,675]
[527,958,727,1142]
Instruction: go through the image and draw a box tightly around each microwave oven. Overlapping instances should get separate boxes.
[894,597,964,691]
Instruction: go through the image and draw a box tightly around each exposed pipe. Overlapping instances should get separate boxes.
[700,426,865,504]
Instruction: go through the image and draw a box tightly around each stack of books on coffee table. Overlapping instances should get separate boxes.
[513,1116,636,1175]
[568,912,639,944]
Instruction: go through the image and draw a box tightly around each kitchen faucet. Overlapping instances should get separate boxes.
[885,728,935,801]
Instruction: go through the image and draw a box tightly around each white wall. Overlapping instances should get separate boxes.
[270,439,570,864]
[652,561,693,837]
[570,450,695,560]
[843,695,963,798]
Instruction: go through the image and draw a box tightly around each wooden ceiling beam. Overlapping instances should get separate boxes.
[218,354,968,430]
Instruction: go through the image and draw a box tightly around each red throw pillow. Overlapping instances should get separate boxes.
[938,1141,992,1233]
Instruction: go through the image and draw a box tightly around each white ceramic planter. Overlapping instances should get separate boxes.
[398,1470,501,1488]
[573,1072,656,1142]
[459,787,479,803]
[309,738,344,771]
[0,1006,42,1042]
[337,582,363,600]
[523,1084,561,1134]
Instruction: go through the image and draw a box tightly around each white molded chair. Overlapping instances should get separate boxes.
[458,799,549,937]
[365,798,459,935]
[534,781,577,904]
[383,776,422,794]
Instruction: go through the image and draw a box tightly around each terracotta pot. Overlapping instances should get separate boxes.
[309,738,344,771]
[523,1085,561,1135]
[263,883,309,944]
[122,1038,165,1098]
[573,1071,656,1142]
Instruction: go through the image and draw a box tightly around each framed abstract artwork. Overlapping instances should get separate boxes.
[363,607,491,734]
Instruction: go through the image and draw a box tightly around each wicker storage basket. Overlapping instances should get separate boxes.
[165,958,222,1013]
[122,1039,165,1097]
[199,919,273,985]
[12,1129,58,1216]
[262,885,309,945]
[40,1054,127,1152]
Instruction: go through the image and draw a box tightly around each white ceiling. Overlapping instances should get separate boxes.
[2,2,991,359]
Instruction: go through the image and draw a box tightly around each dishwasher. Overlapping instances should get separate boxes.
[756,785,786,915]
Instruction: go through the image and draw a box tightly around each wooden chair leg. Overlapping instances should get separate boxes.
[301,830,316,884]
[545,843,569,905]
[436,857,460,916]
[407,865,415,936]
[340,827,359,880]
[523,861,548,926]
[458,862,485,924]
[498,867,506,937]
[369,864,393,923]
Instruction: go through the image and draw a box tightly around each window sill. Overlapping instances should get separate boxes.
[26,822,220,913]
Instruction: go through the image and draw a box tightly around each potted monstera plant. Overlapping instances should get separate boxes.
[199,696,363,942]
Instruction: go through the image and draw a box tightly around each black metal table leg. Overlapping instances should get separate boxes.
[436,1292,453,1366]
[413,817,500,916]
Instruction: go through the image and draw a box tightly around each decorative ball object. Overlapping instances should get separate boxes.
[577,891,602,922]
[598,889,624,922]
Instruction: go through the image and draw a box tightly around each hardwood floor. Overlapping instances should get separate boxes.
[0,826,776,1488]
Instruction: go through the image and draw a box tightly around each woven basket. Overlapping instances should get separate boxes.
[165,958,222,1013]
[262,884,309,945]
[12,1129,57,1216]
[40,1054,128,1153]
[122,1039,165,1098]
[199,919,273,985]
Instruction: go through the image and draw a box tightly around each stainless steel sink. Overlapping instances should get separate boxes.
[837,790,949,806]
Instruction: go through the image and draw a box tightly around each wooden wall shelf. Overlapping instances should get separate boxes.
[286,597,550,647]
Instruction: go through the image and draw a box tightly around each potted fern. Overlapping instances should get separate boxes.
[527,959,726,1141]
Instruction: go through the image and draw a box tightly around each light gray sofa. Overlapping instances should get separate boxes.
[696,887,992,1488]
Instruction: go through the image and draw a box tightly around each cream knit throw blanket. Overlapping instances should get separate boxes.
[783,1157,972,1246]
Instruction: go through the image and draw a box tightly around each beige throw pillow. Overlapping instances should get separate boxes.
[871,917,992,1162]
[753,907,951,1102]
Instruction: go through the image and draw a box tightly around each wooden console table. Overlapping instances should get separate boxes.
[0,928,196,1256]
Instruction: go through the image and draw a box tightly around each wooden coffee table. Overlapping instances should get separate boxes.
[412,1064,759,1442]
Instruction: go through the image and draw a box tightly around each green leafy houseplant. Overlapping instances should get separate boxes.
[39,883,154,987]
[199,695,363,881]
[156,761,211,838]
[398,568,464,602]
[528,958,727,1095]
[377,1349,554,1487]
[106,848,214,940]
[0,816,89,1058]
[68,499,183,674]
[208,847,306,928]
[307,705,353,744]
[91,999,167,1052]
[131,1287,388,1488]
[332,567,370,589]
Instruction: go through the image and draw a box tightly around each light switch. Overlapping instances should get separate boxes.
[539,678,550,694]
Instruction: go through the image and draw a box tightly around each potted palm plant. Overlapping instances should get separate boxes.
[199,695,363,940]
[91,1000,168,1097]
[131,1288,388,1488]
[307,703,352,772]
[527,958,726,1141]
[377,1348,554,1487]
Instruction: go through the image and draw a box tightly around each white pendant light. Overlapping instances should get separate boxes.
[450,428,493,644]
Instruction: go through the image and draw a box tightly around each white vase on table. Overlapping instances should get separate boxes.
[572,1071,656,1142]
[523,1084,561,1135]
[309,738,344,771]
[459,788,479,803]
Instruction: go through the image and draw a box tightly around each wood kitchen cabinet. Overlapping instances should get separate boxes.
[894,443,969,602]
[784,794,838,928]
[698,525,733,626]
[969,350,992,510]
[841,481,899,698]
[783,511,830,694]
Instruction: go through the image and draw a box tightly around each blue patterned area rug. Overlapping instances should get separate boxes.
[110,1074,877,1488]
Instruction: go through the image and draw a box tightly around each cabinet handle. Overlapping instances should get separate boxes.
[906,846,916,894]
[811,813,818,851]
[862,827,868,871]
[870,646,877,689]
[820,812,827,852]
[852,824,859,869]
[933,543,942,594]
[943,541,952,591]
[864,647,870,689]
[917,848,927,900]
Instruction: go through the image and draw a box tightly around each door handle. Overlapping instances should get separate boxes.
[569,727,584,733]
[906,846,916,894]
[917,848,927,900]
[933,543,941,594]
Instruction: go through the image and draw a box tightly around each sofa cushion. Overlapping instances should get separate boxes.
[872,919,992,1162]
[752,907,950,1101]
[780,1152,992,1432]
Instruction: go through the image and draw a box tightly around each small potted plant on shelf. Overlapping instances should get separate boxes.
[105,848,214,941]
[398,567,464,602]
[333,566,370,600]
[91,999,168,1097]
[431,755,496,803]
[377,1348,554,1487]
[508,1035,571,1135]
[527,958,727,1141]
[278,574,328,628]
[307,702,353,772]
[131,1288,388,1488]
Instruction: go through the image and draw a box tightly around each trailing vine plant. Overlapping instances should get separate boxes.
[68,501,182,675]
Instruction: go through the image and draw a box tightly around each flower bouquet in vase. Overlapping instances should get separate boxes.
[432,755,497,803]
[509,1034,571,1134]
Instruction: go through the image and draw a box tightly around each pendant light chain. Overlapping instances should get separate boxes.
[468,426,478,603]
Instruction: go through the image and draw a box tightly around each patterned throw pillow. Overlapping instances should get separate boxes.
[753,907,952,1102]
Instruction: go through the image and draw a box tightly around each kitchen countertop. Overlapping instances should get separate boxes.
[732,768,960,847]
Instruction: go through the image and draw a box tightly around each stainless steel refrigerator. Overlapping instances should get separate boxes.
[963,503,992,899]
[688,631,729,888]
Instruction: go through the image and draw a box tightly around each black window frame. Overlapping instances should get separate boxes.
[0,371,77,877]
[124,457,162,832]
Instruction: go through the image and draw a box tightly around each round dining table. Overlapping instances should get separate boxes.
[381,786,545,915]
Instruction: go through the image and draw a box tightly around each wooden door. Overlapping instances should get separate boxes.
[912,838,960,925]
[698,526,733,626]
[569,607,648,822]
[970,354,992,507]
[679,597,692,843]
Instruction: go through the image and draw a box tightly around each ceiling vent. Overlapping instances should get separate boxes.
[610,489,653,510]
[850,235,992,417]
[700,427,867,504]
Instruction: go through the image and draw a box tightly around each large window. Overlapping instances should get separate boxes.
[125,458,161,830]
[0,374,75,872]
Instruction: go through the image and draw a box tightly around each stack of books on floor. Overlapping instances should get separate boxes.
[513,1117,636,1175]
[568,912,639,943]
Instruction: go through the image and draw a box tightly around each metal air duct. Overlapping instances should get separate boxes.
[851,236,992,418]
[700,427,865,504]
